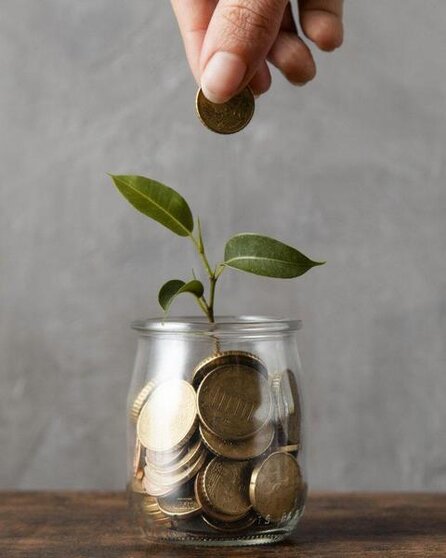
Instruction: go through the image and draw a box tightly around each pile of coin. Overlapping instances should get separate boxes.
[129,350,306,536]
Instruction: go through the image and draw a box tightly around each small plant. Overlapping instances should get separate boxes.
[110,175,324,323]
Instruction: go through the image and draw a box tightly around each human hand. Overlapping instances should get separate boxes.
[171,0,343,103]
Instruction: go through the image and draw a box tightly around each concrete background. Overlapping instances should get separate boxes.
[1,1,445,490]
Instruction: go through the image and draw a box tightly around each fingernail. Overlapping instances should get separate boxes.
[201,51,247,104]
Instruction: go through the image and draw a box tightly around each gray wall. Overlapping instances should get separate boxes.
[1,1,445,491]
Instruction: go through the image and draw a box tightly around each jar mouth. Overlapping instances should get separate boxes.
[131,315,302,335]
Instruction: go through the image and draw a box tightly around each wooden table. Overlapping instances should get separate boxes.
[1,492,444,557]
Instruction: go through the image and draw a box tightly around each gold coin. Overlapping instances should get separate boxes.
[192,350,267,389]
[146,510,169,521]
[135,468,144,481]
[194,470,248,523]
[249,451,304,523]
[142,475,177,497]
[197,364,272,440]
[279,444,300,454]
[130,380,157,423]
[157,481,202,519]
[195,87,255,134]
[137,379,197,453]
[132,439,143,477]
[144,447,207,492]
[146,445,186,469]
[129,476,146,494]
[272,369,301,445]
[199,422,274,461]
[202,457,252,517]
[150,437,203,476]
[143,503,161,514]
[144,514,172,529]
[202,511,258,532]
[142,496,162,515]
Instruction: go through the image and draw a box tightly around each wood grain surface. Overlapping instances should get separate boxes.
[0,492,444,557]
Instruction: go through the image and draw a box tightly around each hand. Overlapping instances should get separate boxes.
[171,0,343,103]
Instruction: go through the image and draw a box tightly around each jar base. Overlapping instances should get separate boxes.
[139,526,291,547]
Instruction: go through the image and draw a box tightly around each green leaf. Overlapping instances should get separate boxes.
[158,279,204,312]
[224,233,324,278]
[197,217,204,253]
[110,175,193,236]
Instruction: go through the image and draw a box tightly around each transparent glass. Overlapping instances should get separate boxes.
[127,316,307,546]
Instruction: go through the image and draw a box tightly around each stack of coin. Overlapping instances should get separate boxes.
[129,353,306,536]
[271,368,301,450]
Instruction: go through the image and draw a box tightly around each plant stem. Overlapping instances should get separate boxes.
[189,225,225,323]
[208,276,217,322]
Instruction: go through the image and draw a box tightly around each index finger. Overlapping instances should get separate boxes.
[171,0,217,82]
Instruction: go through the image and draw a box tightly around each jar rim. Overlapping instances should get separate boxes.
[131,315,302,334]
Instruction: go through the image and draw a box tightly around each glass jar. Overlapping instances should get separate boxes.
[127,316,307,546]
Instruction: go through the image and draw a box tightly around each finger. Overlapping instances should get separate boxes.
[298,0,343,51]
[280,1,298,32]
[268,3,316,86]
[200,0,289,103]
[268,31,316,85]
[249,61,272,96]
[170,0,217,83]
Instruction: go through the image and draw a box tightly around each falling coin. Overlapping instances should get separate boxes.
[195,87,255,134]
[249,452,303,523]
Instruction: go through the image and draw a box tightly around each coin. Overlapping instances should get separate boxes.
[130,380,157,423]
[146,445,186,469]
[150,437,203,476]
[202,511,258,532]
[197,364,272,440]
[144,447,207,493]
[192,351,267,389]
[142,476,177,497]
[249,451,303,523]
[202,457,252,517]
[199,422,274,461]
[132,439,143,476]
[142,496,162,515]
[129,476,146,494]
[144,514,172,529]
[279,444,300,454]
[195,87,255,134]
[272,369,301,445]
[137,379,197,453]
[194,470,248,523]
[157,481,202,519]
[143,502,162,514]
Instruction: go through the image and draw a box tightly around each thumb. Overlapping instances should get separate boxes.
[200,0,288,103]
